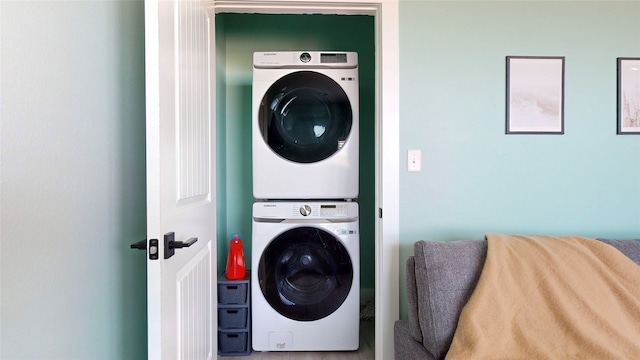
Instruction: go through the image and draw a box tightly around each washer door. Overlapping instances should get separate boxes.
[258,71,353,163]
[258,226,353,321]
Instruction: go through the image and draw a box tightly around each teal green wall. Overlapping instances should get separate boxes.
[399,1,640,317]
[215,14,377,290]
[2,1,637,357]
[1,1,147,358]
[215,15,230,282]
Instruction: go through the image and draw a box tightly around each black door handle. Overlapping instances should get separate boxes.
[170,237,198,249]
[130,239,147,250]
[164,232,198,259]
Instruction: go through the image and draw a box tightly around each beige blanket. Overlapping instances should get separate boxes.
[446,233,640,359]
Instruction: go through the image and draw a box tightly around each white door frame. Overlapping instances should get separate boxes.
[210,1,399,359]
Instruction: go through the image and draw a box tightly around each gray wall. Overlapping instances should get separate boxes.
[1,1,147,358]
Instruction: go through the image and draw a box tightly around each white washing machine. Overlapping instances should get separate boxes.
[252,51,359,200]
[251,201,360,351]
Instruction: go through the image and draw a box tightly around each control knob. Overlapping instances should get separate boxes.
[300,205,312,216]
[300,52,311,63]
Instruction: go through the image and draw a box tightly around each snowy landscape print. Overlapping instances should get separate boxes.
[507,57,564,133]
[619,58,640,133]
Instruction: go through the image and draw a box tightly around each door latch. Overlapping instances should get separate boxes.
[130,239,159,260]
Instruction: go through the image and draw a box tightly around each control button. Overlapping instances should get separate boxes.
[300,52,311,63]
[300,205,312,216]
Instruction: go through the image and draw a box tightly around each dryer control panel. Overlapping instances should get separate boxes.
[253,51,358,69]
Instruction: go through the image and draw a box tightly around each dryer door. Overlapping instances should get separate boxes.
[257,226,353,321]
[258,71,353,163]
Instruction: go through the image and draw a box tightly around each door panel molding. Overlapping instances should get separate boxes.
[177,0,212,204]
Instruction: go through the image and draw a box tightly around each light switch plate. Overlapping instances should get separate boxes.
[407,150,421,172]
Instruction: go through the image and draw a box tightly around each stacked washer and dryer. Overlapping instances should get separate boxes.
[251,51,360,352]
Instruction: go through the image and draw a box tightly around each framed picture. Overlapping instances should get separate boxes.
[617,58,640,134]
[506,56,565,134]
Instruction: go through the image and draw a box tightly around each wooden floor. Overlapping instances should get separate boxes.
[218,320,375,360]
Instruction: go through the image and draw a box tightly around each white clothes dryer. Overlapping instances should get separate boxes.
[252,51,359,200]
[251,201,360,351]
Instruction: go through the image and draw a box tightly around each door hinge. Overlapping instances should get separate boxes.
[379,207,382,219]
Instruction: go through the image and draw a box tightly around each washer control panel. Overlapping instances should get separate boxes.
[252,202,357,220]
[294,203,351,218]
[318,204,349,217]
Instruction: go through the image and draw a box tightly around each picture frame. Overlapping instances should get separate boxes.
[617,57,640,134]
[506,56,565,134]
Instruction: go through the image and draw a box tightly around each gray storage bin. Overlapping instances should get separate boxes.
[217,272,251,356]
[217,283,248,304]
[218,330,250,356]
[218,307,248,329]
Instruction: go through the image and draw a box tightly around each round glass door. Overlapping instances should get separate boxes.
[257,226,353,321]
[258,71,353,163]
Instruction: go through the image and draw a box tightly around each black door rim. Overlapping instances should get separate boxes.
[258,71,353,164]
[257,226,354,321]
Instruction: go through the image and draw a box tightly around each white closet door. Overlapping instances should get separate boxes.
[145,0,216,358]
